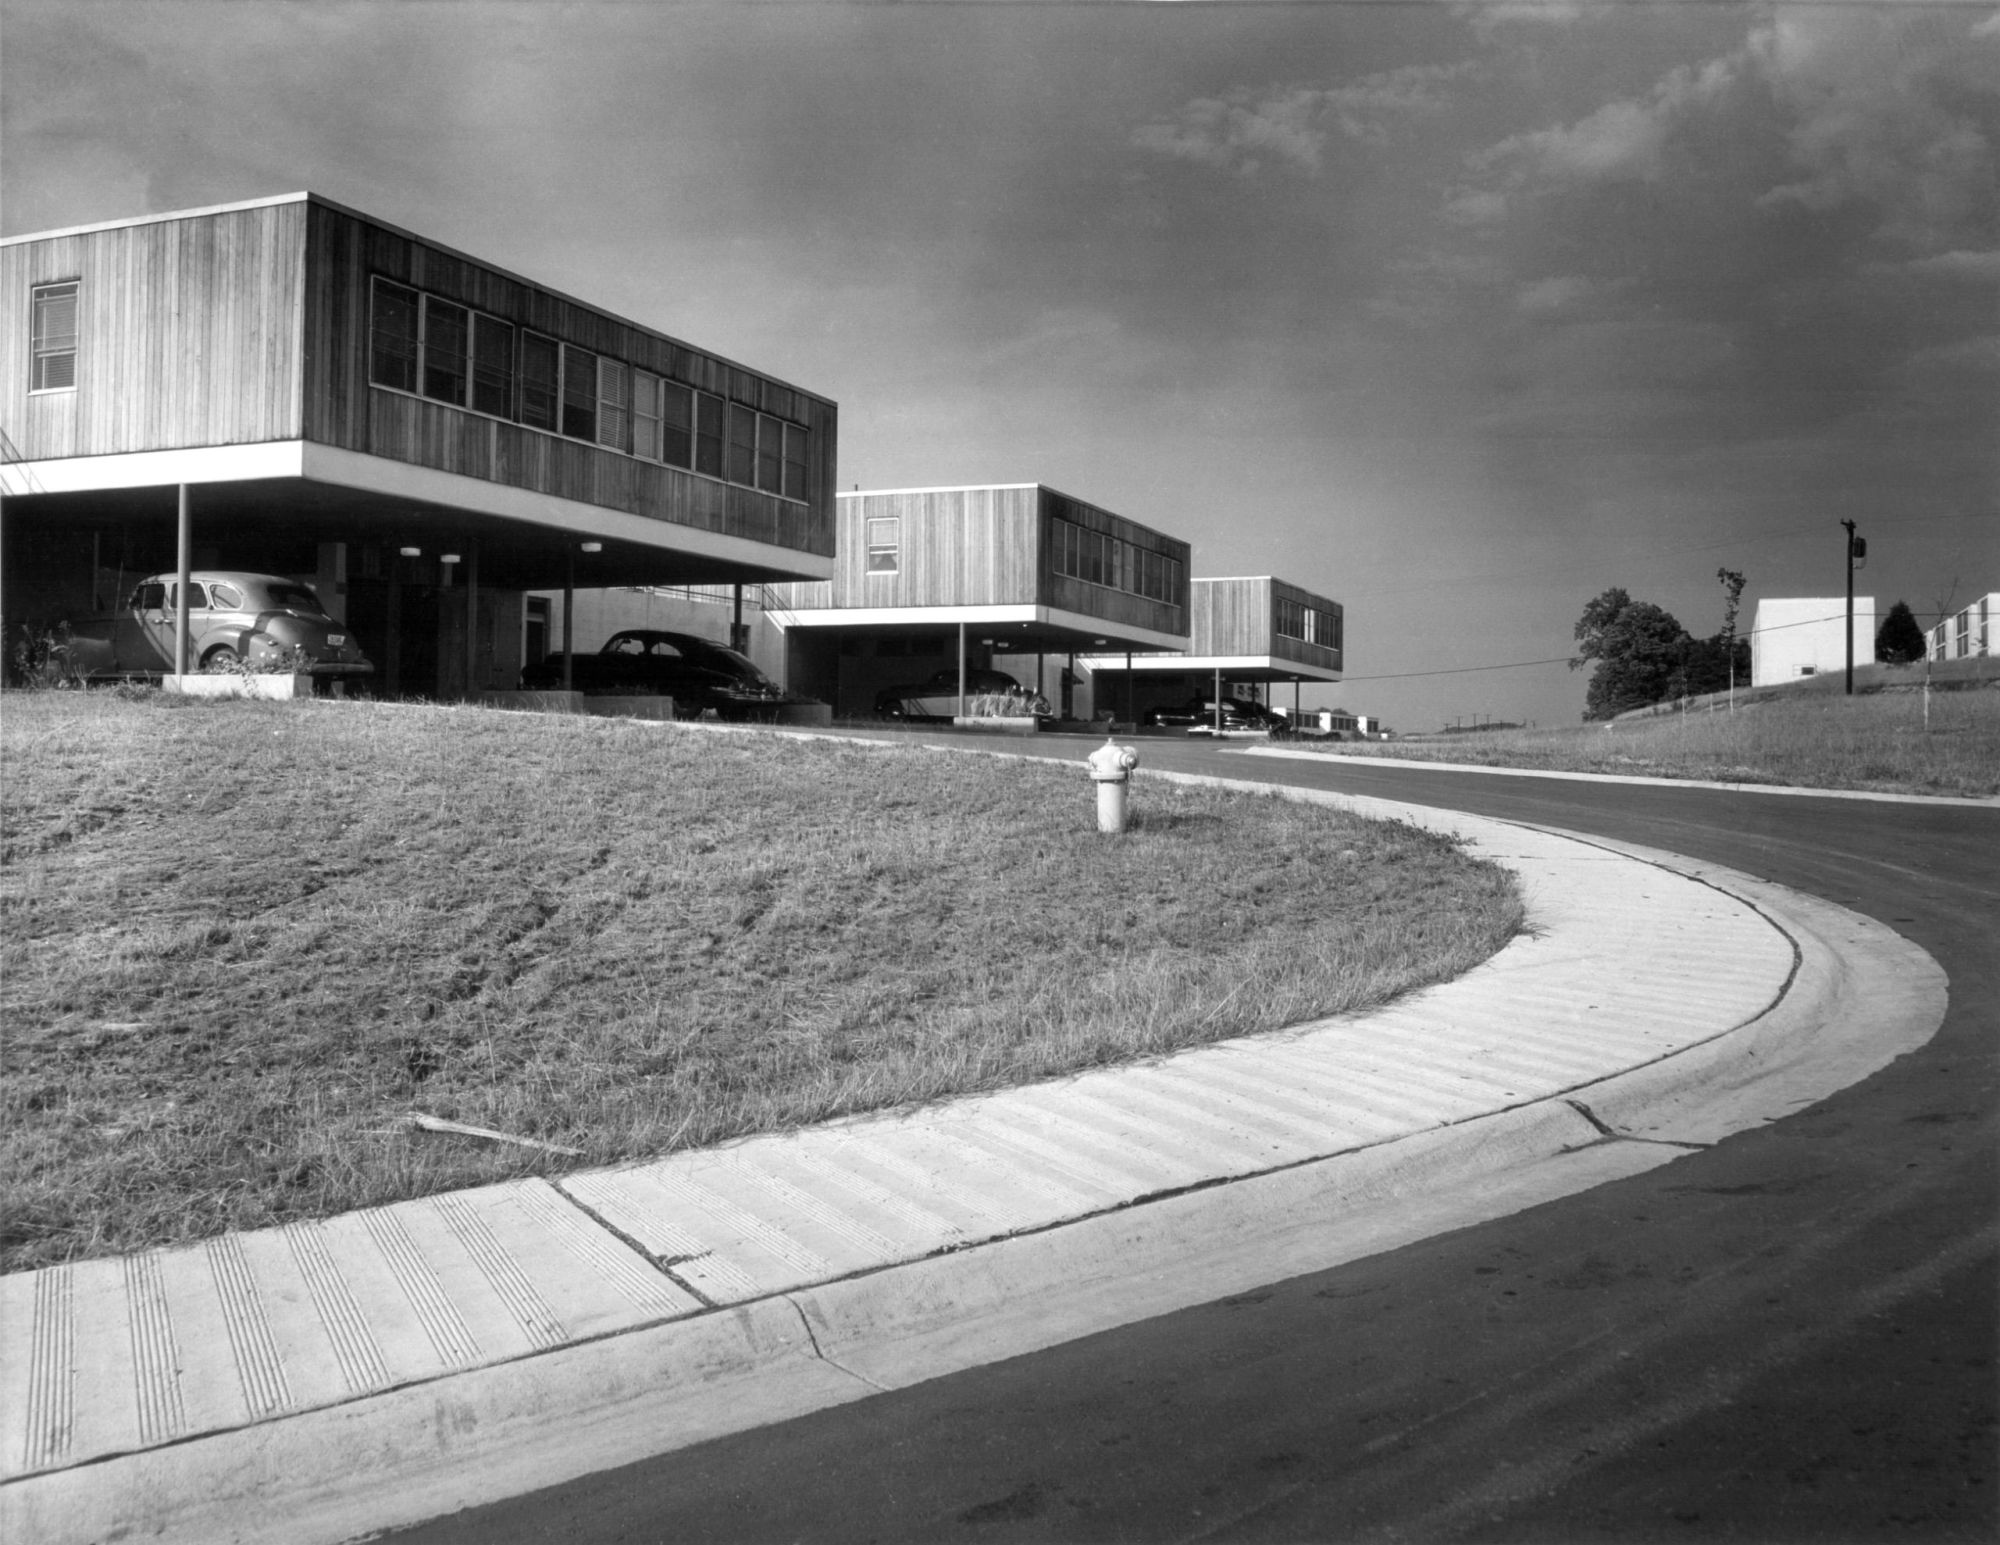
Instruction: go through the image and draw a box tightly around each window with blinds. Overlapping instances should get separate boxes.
[728,403,758,485]
[31,281,79,392]
[472,315,516,418]
[368,278,419,394]
[632,371,662,460]
[756,413,783,493]
[695,392,725,477]
[661,382,694,468]
[866,517,900,573]
[422,298,469,405]
[596,358,630,452]
[359,275,813,502]
[561,344,597,440]
[519,332,560,431]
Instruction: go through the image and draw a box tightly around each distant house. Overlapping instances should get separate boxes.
[1749,597,1875,687]
[1927,593,1997,661]
[763,484,1191,719]
[1,192,835,696]
[1080,575,1343,725]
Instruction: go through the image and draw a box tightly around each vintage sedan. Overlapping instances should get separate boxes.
[1142,695,1289,734]
[521,629,818,720]
[69,572,373,680]
[874,667,1054,721]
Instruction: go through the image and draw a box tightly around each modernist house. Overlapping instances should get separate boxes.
[1080,575,1343,725]
[0,193,836,696]
[1749,596,1875,687]
[1927,592,1996,661]
[763,485,1192,719]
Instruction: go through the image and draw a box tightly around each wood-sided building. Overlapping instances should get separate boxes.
[0,192,836,696]
[763,484,1191,720]
[1082,575,1344,724]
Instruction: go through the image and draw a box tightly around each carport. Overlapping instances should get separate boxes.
[1078,576,1345,732]
[0,193,837,697]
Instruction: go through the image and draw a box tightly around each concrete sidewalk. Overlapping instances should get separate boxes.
[0,785,1947,1545]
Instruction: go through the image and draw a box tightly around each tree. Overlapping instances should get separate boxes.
[1571,588,1692,719]
[1875,599,1926,665]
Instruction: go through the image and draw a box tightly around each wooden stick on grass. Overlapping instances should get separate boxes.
[407,1112,582,1156]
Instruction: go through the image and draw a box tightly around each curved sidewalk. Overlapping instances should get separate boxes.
[0,786,1946,1545]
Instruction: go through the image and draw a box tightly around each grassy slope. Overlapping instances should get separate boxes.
[1,693,1521,1273]
[1319,689,2000,798]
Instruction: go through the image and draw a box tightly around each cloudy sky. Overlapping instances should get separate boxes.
[6,0,1995,726]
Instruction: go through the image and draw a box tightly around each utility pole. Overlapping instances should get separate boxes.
[1841,520,1865,696]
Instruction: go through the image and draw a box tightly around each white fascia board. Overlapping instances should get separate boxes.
[774,602,1187,654]
[299,444,834,577]
[836,484,1040,500]
[1077,653,1344,683]
[1,442,307,495]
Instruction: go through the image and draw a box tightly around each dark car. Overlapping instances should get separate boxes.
[67,571,373,680]
[875,667,1053,720]
[521,628,816,720]
[1142,695,1288,734]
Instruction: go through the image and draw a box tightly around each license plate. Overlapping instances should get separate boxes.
[328,634,346,646]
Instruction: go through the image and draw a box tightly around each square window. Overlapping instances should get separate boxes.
[369,278,418,393]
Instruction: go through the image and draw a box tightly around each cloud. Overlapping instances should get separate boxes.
[1515,275,1630,315]
[1132,88,1328,175]
[1454,2,1598,42]
[1131,62,1478,174]
[1747,8,2000,248]
[1899,249,2000,282]
[1475,52,1740,185]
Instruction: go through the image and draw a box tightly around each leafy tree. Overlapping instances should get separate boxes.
[1571,588,1692,719]
[1875,599,1926,664]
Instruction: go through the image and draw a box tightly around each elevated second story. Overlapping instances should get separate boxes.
[1,193,836,567]
[769,483,1190,646]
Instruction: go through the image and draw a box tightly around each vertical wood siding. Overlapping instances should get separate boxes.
[1192,577,1342,670]
[767,486,1189,641]
[1,204,307,460]
[301,202,835,560]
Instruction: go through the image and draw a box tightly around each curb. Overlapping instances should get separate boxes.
[0,799,1947,1545]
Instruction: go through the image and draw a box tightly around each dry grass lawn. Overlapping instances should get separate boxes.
[1,691,1522,1274]
[1315,688,2000,798]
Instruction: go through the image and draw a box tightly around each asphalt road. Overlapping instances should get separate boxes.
[389,740,1997,1544]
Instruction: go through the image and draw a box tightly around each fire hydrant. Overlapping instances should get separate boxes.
[1086,735,1140,834]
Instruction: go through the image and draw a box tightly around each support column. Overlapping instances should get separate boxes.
[385,564,402,698]
[1213,665,1222,734]
[465,539,480,700]
[1125,651,1133,727]
[562,550,575,693]
[174,484,192,677]
[957,622,967,717]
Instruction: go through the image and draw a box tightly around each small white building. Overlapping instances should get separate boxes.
[1750,597,1875,686]
[1927,592,1997,661]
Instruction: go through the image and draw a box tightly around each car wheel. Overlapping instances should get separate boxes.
[202,645,240,670]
